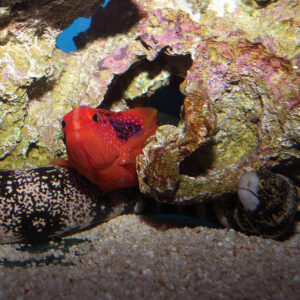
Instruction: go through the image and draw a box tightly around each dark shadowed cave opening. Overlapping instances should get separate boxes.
[179,140,215,177]
[99,52,193,126]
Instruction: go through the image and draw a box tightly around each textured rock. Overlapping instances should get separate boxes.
[136,13,299,203]
[137,91,216,201]
[0,0,104,169]
[204,0,300,60]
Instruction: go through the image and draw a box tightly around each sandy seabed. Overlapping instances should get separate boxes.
[0,214,299,299]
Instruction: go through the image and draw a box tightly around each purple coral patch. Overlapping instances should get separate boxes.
[114,45,129,61]
[96,45,134,74]
[98,60,108,71]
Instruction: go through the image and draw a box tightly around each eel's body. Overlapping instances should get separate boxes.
[0,167,298,243]
[0,166,141,243]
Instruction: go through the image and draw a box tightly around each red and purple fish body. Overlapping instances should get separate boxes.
[54,106,157,191]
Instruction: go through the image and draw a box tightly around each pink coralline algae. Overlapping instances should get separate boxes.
[97,46,130,73]
[136,9,202,59]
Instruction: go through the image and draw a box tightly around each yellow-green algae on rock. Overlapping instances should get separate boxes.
[0,38,61,168]
[0,0,105,169]
[203,0,300,60]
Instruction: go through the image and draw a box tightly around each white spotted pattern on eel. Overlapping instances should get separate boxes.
[0,166,138,243]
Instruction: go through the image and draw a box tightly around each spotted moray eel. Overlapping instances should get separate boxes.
[0,166,298,243]
[0,166,139,243]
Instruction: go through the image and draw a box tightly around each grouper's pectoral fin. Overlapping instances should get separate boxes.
[118,128,155,166]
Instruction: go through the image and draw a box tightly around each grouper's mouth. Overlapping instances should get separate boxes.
[68,137,118,171]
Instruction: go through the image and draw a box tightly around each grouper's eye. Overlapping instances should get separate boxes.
[93,114,98,122]
[61,120,66,129]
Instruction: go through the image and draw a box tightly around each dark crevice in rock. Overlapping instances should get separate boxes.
[25,144,52,166]
[27,76,57,101]
[179,140,215,177]
[25,143,41,161]
[146,84,185,127]
[2,0,103,30]
[11,0,32,11]
[99,58,157,109]
[99,51,193,126]
[255,0,274,7]
[74,0,142,50]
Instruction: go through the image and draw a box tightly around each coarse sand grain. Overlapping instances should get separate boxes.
[0,215,299,299]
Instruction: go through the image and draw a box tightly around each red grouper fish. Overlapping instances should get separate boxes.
[53,106,157,191]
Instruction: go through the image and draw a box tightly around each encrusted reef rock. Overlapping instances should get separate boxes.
[137,36,299,203]
[0,0,104,169]
[0,0,299,203]
[136,91,216,201]
[203,0,299,60]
